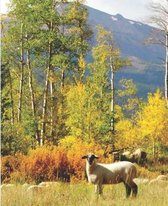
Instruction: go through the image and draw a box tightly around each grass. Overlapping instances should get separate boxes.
[1,181,168,206]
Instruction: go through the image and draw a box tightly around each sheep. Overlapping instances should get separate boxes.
[120,151,133,162]
[120,149,147,166]
[82,153,138,198]
[132,149,147,165]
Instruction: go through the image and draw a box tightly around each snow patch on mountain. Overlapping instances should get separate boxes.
[111,16,118,21]
[129,20,135,25]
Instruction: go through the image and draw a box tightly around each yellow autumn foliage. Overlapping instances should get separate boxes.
[115,119,140,148]
[138,90,168,143]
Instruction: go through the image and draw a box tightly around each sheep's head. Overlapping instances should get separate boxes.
[82,154,99,165]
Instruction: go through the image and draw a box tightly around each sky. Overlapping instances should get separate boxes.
[85,0,153,21]
[0,0,162,21]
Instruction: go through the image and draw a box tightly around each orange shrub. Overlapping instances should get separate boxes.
[22,146,69,183]
[1,139,113,183]
[1,153,25,183]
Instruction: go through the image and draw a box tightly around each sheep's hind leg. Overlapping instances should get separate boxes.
[124,182,131,198]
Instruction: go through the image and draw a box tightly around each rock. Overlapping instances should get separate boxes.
[27,185,47,193]
[134,178,149,185]
[149,177,168,185]
[22,183,30,189]
[0,184,5,189]
[156,175,168,181]
[0,184,15,190]
[149,179,158,185]
[38,181,60,187]
[5,184,14,187]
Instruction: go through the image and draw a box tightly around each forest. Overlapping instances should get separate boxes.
[1,0,168,185]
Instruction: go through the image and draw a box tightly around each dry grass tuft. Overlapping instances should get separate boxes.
[1,181,168,206]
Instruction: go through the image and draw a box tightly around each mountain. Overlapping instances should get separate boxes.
[2,7,165,97]
[87,6,165,97]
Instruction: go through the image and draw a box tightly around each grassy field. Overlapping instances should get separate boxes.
[1,181,168,206]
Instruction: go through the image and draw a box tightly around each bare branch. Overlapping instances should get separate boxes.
[148,1,168,31]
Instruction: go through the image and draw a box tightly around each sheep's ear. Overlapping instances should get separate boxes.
[82,155,88,159]
[94,155,99,159]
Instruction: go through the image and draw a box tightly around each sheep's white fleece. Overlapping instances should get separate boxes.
[86,161,137,185]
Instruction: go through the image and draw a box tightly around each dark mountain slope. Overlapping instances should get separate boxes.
[87,6,165,97]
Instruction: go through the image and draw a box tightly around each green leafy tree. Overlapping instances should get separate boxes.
[2,0,93,151]
[90,26,130,145]
[66,0,92,84]
[117,79,143,118]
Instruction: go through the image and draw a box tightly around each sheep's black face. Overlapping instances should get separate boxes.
[88,154,96,165]
[82,154,99,165]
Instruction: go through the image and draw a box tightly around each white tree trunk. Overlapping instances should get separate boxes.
[27,49,40,143]
[110,57,115,134]
[18,23,24,122]
[40,67,50,146]
[50,80,54,137]
[165,32,168,105]
[40,19,53,145]
[9,68,15,125]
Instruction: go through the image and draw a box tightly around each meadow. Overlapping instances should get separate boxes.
[1,180,168,206]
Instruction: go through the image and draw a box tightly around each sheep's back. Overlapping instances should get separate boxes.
[97,161,137,184]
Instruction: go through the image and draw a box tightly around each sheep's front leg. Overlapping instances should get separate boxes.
[95,184,102,195]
